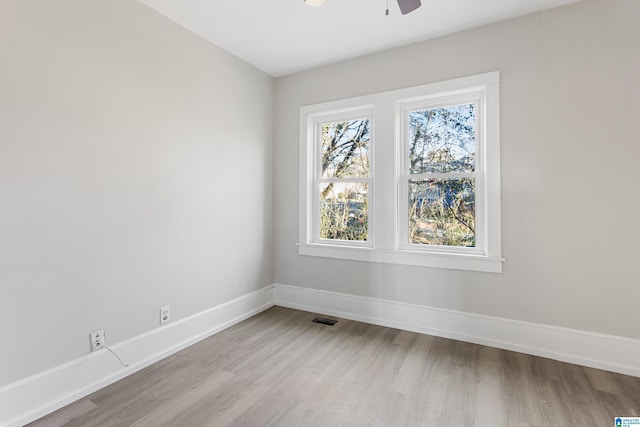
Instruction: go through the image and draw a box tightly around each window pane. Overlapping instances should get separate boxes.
[408,178,475,247]
[409,104,475,174]
[322,119,370,179]
[320,182,368,241]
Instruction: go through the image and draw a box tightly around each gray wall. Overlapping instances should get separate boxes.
[0,0,274,386]
[274,0,640,339]
[2,0,638,391]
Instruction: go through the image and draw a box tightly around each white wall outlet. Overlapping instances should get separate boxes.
[90,329,105,352]
[160,305,170,325]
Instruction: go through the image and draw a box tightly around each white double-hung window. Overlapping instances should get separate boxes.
[312,109,373,245]
[299,72,503,273]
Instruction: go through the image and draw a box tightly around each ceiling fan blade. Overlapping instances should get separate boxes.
[397,0,421,15]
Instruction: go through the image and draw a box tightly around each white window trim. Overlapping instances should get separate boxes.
[299,72,504,273]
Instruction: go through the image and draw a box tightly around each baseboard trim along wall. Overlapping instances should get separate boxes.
[4,283,639,426]
[274,283,640,378]
[0,285,275,427]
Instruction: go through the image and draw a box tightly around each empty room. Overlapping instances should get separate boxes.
[1,0,639,426]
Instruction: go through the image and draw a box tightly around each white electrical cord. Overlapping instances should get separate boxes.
[100,331,129,367]
[102,345,129,367]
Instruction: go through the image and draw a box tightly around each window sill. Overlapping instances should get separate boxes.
[298,243,504,273]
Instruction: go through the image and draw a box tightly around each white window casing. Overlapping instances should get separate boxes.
[299,72,504,273]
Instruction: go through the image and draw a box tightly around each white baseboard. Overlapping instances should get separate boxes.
[4,282,638,427]
[0,285,274,427]
[274,283,640,378]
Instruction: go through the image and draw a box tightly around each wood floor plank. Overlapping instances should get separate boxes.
[130,369,237,427]
[26,399,98,427]
[27,307,640,427]
[164,373,272,427]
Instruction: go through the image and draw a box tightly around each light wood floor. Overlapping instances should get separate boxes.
[28,306,640,426]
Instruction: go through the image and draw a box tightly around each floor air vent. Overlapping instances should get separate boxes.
[312,317,338,326]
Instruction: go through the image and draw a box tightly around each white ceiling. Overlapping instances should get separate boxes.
[138,0,581,77]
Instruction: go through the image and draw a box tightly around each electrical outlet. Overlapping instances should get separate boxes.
[160,306,170,325]
[90,329,105,352]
